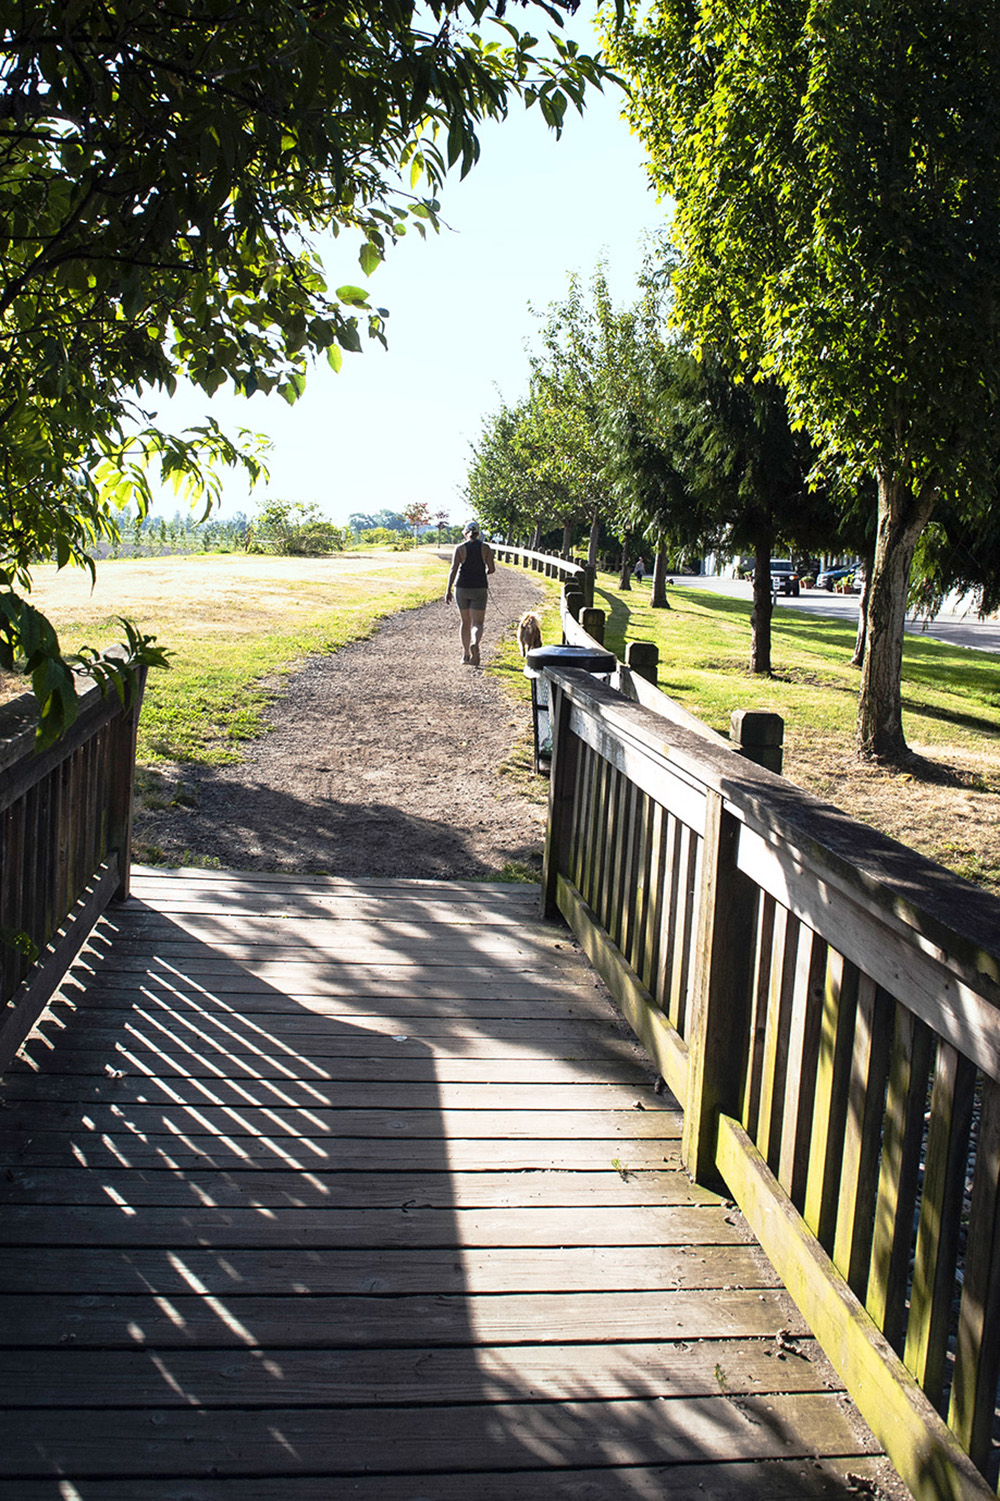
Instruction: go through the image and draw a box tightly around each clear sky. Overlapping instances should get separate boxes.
[146,7,664,527]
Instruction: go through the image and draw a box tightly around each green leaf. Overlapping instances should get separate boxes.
[359,241,382,276]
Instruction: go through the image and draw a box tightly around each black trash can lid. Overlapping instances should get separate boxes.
[524,645,616,676]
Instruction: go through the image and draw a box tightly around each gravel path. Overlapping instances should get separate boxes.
[134,564,549,879]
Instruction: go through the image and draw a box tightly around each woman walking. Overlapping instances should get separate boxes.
[445,522,496,665]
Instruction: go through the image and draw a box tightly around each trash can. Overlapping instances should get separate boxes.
[524,645,616,775]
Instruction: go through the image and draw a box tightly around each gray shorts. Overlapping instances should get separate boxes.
[455,587,488,611]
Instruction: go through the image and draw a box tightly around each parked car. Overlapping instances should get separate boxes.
[816,565,857,591]
[767,559,801,597]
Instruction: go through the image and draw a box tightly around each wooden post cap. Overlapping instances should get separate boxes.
[626,642,659,684]
[563,586,584,619]
[580,606,605,644]
[730,709,784,747]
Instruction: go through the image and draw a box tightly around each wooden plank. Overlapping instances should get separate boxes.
[0,1103,682,1141]
[741,889,775,1138]
[129,868,544,897]
[802,950,859,1252]
[716,1112,994,1501]
[865,1007,933,1351]
[637,794,664,994]
[0,1203,749,1250]
[19,1019,649,1065]
[949,1072,1000,1465]
[755,903,796,1172]
[0,1242,779,1296]
[61,971,605,1006]
[903,1041,976,1408]
[0,1076,671,1110]
[0,1131,682,1172]
[0,1457,907,1501]
[682,794,758,1183]
[0,1392,875,1476]
[780,928,826,1208]
[9,1048,654,1088]
[619,783,646,978]
[667,820,697,1033]
[0,1166,722,1210]
[831,977,893,1300]
[0,1335,837,1408]
[0,1287,805,1348]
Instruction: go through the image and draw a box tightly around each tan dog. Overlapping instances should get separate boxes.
[517,611,543,656]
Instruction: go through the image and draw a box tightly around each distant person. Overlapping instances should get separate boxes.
[633,556,646,582]
[446,522,496,665]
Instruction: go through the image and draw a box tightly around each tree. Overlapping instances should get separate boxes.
[248,500,346,555]
[0,0,606,732]
[605,0,1000,761]
[403,501,432,544]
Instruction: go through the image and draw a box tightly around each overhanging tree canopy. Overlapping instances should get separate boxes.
[1,0,605,732]
[604,0,1000,762]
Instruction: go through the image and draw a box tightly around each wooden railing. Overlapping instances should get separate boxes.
[541,663,1000,1501]
[492,543,595,605]
[0,669,146,1072]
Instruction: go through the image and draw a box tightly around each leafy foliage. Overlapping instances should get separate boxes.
[0,0,607,732]
[603,0,1000,759]
[248,501,348,556]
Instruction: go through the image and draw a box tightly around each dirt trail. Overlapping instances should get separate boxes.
[135,564,549,879]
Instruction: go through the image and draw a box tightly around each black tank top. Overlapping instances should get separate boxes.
[457,538,488,588]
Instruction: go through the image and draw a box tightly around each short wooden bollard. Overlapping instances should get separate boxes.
[580,606,605,644]
[730,709,784,775]
[626,641,659,686]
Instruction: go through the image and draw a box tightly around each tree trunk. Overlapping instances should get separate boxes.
[850,544,875,668]
[530,524,542,551]
[587,515,600,568]
[561,520,573,559]
[650,547,671,609]
[856,472,937,762]
[749,538,773,674]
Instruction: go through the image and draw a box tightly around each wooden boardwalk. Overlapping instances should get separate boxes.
[0,869,905,1499]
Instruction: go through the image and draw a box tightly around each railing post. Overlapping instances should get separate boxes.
[626,641,659,686]
[580,607,605,644]
[682,788,759,1184]
[563,585,584,621]
[583,564,596,609]
[731,709,784,775]
[542,678,579,921]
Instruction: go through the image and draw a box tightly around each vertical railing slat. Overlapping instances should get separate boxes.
[904,1042,977,1410]
[866,1007,934,1352]
[949,1073,1000,1467]
[832,977,894,1300]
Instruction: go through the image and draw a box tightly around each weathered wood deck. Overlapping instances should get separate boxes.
[0,869,906,1499]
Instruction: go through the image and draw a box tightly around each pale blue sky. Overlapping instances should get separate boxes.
[147,8,663,527]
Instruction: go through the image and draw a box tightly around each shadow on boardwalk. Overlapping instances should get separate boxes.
[0,868,911,1498]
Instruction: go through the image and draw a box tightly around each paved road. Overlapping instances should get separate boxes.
[673,574,1000,655]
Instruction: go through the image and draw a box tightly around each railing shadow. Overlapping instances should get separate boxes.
[0,880,888,1494]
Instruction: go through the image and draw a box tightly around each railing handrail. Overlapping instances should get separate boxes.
[546,666,1000,1072]
[492,541,585,578]
[540,662,1000,1501]
[0,669,146,1072]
